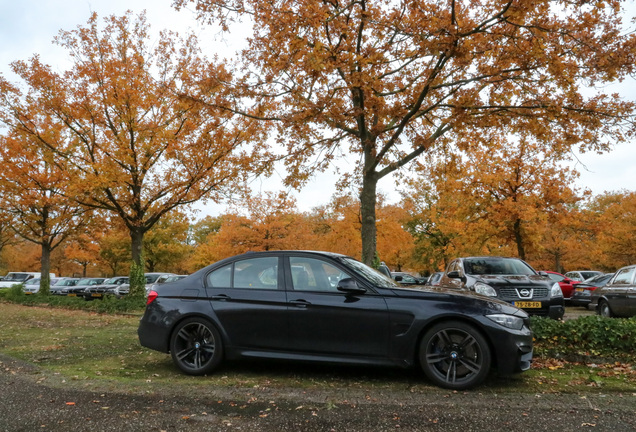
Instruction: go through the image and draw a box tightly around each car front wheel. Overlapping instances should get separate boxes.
[598,301,614,318]
[419,321,491,390]
[170,317,223,375]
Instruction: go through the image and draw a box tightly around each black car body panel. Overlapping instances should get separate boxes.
[439,257,565,319]
[138,251,533,389]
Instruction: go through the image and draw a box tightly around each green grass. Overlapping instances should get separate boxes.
[1,302,635,395]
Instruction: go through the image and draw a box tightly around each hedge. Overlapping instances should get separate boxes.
[530,315,636,361]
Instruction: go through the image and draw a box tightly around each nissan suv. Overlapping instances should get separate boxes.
[439,256,564,319]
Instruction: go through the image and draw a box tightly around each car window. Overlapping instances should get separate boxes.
[339,257,397,288]
[234,257,279,290]
[290,257,351,292]
[446,261,459,274]
[207,264,232,288]
[612,267,635,285]
[565,272,582,281]
[398,274,417,283]
[546,273,564,282]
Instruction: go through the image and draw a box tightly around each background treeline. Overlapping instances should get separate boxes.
[2,186,633,278]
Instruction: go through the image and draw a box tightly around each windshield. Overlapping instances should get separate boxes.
[103,277,122,284]
[54,279,77,286]
[145,275,163,283]
[464,258,536,276]
[339,257,399,288]
[580,271,602,280]
[4,273,30,281]
[76,278,102,285]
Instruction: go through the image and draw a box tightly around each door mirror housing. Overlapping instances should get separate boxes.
[337,278,367,295]
[447,271,461,279]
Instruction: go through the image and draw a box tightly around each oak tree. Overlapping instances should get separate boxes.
[176,0,636,265]
[0,13,268,296]
[0,132,91,294]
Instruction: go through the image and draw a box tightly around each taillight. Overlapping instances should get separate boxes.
[146,290,158,305]
[589,287,597,291]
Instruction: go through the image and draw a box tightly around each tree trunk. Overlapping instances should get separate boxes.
[128,226,146,298]
[360,170,378,266]
[554,252,563,274]
[40,243,52,295]
[513,219,525,261]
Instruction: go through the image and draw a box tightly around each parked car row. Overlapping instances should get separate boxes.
[13,273,187,300]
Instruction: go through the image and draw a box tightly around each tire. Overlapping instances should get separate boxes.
[598,300,614,318]
[170,317,223,375]
[419,321,491,390]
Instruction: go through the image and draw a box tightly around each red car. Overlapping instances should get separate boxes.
[540,271,580,299]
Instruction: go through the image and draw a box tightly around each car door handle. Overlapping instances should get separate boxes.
[289,299,311,308]
[210,294,230,301]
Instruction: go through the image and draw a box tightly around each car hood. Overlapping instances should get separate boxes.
[392,285,526,316]
[473,274,552,287]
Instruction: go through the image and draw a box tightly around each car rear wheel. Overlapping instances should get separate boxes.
[170,317,223,375]
[419,321,491,390]
[598,301,614,318]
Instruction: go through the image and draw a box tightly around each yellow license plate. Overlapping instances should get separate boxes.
[513,301,542,308]
[91,293,102,297]
[68,293,76,297]
[25,292,33,295]
[575,288,584,292]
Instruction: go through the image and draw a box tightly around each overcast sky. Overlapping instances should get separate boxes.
[1,0,635,216]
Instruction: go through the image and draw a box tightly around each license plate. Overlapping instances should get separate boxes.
[575,288,584,292]
[25,292,33,295]
[513,301,542,308]
[91,293,102,297]
[68,293,76,297]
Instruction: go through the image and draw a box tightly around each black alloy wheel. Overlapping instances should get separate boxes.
[419,321,491,390]
[170,317,223,375]
[599,300,614,318]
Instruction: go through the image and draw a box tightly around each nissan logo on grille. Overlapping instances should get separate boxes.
[517,288,533,298]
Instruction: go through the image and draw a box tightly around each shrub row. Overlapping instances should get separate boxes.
[0,285,146,314]
[530,315,636,361]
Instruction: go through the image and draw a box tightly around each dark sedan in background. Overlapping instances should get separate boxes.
[570,273,614,308]
[138,251,533,390]
[590,265,636,318]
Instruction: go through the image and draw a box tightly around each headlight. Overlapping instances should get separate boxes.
[550,282,563,298]
[474,282,497,297]
[486,314,525,330]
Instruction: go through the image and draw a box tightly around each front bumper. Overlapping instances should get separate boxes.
[488,323,534,376]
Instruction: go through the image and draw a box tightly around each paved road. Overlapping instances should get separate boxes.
[2,353,635,432]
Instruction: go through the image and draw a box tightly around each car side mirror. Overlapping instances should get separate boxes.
[394,275,403,282]
[337,278,367,295]
[447,271,461,279]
